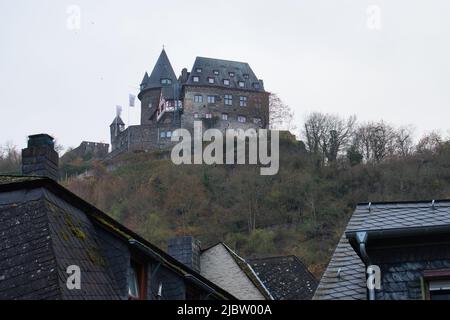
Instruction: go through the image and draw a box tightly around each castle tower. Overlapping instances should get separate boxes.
[139,49,181,125]
[110,115,125,152]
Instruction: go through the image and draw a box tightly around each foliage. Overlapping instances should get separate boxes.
[60,130,450,278]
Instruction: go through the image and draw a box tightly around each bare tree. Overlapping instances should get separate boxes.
[303,112,356,163]
[269,93,296,132]
[0,142,21,174]
[394,126,415,157]
[416,131,443,154]
[352,121,397,163]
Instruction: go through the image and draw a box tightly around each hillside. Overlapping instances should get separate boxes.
[60,133,450,278]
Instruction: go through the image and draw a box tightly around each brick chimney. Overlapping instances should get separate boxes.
[22,134,59,180]
[168,236,201,273]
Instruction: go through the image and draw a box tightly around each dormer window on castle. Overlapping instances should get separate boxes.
[229,72,235,77]
[161,78,172,85]
[243,74,249,79]
[213,70,219,75]
[196,68,202,73]
[193,76,200,83]
[223,79,230,86]
[208,77,215,84]
[238,81,245,88]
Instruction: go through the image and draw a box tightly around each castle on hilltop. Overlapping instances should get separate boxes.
[109,49,270,157]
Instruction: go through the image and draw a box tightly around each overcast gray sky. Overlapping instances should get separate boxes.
[1,0,449,151]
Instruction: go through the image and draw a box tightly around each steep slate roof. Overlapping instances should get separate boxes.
[141,49,178,90]
[250,256,318,300]
[0,176,236,300]
[110,115,125,126]
[313,200,450,300]
[140,49,181,100]
[185,57,265,92]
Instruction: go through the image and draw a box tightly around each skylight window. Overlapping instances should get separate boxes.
[196,68,202,73]
[229,72,235,77]
[213,70,220,75]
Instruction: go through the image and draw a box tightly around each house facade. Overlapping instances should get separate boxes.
[314,200,450,300]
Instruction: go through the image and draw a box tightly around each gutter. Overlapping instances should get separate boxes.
[346,224,450,241]
[355,232,376,301]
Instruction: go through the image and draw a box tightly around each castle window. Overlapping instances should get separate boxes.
[243,74,249,79]
[253,83,260,89]
[222,113,228,120]
[208,77,215,84]
[224,95,233,106]
[148,103,153,109]
[166,131,172,138]
[193,76,200,83]
[161,78,172,85]
[229,72,235,77]
[205,113,212,119]
[194,95,203,103]
[194,113,199,119]
[207,96,216,104]
[223,79,230,86]
[213,70,219,75]
[238,116,247,123]
[160,131,166,138]
[196,68,202,73]
[253,117,262,125]
[238,81,245,88]
[239,96,247,107]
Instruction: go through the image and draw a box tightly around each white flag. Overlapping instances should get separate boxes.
[116,105,123,117]
[129,94,136,107]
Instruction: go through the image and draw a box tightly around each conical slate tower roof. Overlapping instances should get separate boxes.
[141,49,177,90]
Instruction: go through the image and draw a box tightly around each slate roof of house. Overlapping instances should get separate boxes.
[313,200,450,300]
[0,175,236,300]
[250,255,318,300]
[185,57,265,92]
